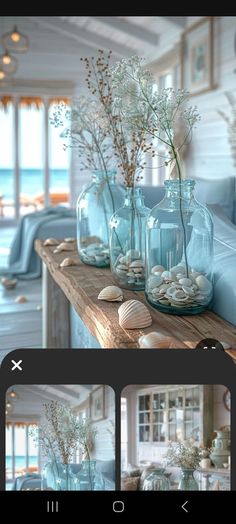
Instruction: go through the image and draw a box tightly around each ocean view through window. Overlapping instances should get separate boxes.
[0,98,70,220]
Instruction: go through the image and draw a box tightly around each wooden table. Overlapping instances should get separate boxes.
[35,239,236,357]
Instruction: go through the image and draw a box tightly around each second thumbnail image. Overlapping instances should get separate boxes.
[121,384,231,491]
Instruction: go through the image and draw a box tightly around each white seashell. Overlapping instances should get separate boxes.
[118,300,152,329]
[126,249,140,258]
[116,268,128,276]
[147,275,163,289]
[15,295,28,303]
[172,290,186,301]
[170,265,185,274]
[133,268,143,274]
[43,238,59,246]
[182,286,195,297]
[162,270,175,281]
[139,332,178,349]
[195,275,212,293]
[60,257,78,267]
[151,265,165,274]
[152,271,163,278]
[98,285,123,302]
[176,273,186,281]
[166,286,177,297]
[179,278,192,287]
[129,259,145,268]
[64,237,75,242]
[54,242,74,253]
[117,264,128,271]
[119,256,128,265]
[191,271,202,280]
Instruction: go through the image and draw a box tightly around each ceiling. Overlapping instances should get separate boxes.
[5,384,96,417]
[0,16,186,92]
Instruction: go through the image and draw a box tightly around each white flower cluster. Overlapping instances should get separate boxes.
[165,440,202,469]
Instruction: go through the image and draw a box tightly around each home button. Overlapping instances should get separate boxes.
[113,501,125,513]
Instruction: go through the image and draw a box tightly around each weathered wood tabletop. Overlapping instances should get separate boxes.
[35,239,236,359]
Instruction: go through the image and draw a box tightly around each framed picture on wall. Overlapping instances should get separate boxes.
[90,385,105,421]
[181,17,215,96]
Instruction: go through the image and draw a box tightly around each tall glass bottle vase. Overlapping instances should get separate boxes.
[146,179,214,315]
[77,171,125,267]
[76,460,105,491]
[42,461,75,491]
[110,187,150,290]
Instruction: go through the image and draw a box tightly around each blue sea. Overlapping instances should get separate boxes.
[0,168,69,199]
[6,455,38,471]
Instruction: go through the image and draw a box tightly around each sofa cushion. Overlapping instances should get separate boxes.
[208,204,236,326]
[193,177,235,222]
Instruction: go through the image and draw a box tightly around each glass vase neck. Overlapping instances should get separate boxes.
[93,170,116,183]
[164,178,195,198]
[124,186,145,207]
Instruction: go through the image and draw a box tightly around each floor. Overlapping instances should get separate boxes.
[0,226,42,364]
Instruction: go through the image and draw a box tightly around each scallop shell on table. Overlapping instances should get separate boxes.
[53,242,74,253]
[15,295,28,304]
[43,238,59,246]
[98,285,123,302]
[139,332,178,349]
[118,300,152,329]
[59,257,78,268]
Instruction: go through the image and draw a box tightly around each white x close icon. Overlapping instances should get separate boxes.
[11,360,23,371]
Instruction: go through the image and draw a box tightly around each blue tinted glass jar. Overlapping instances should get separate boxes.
[110,187,150,290]
[42,461,75,491]
[77,171,125,267]
[178,468,199,490]
[76,460,105,491]
[142,468,171,491]
[146,179,214,315]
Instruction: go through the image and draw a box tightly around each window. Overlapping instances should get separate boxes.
[0,97,70,221]
[149,73,174,187]
[5,422,39,486]
[121,397,128,471]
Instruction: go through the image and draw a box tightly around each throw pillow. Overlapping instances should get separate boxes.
[121,476,140,491]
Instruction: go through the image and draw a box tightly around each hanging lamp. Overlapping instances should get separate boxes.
[2,25,29,53]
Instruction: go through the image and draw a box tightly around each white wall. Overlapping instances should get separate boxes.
[185,17,236,182]
[91,386,115,461]
[213,384,230,429]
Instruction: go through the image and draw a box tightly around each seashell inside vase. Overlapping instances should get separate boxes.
[138,332,178,349]
[118,300,152,329]
[59,257,78,268]
[53,242,74,253]
[98,285,123,302]
[43,238,59,246]
[146,263,213,315]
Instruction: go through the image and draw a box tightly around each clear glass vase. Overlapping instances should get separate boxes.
[75,460,105,491]
[110,187,150,290]
[77,171,125,267]
[142,468,171,491]
[178,468,199,490]
[146,179,214,315]
[42,461,75,491]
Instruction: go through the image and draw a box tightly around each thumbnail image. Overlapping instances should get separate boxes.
[5,384,115,491]
[121,384,231,491]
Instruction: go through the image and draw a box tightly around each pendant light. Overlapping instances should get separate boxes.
[0,69,6,80]
[0,49,17,74]
[2,25,29,53]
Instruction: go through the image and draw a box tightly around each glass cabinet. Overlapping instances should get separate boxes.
[137,385,211,445]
